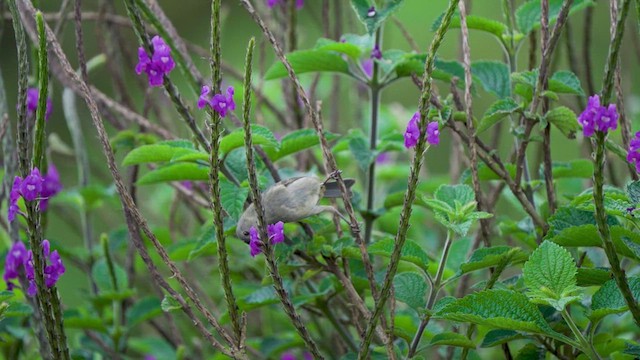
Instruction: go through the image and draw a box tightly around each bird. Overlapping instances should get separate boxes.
[235,175,355,243]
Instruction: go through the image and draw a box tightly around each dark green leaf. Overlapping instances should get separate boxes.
[348,133,375,171]
[514,344,545,360]
[350,0,405,35]
[92,259,128,293]
[367,237,429,271]
[481,329,523,348]
[220,180,249,221]
[472,61,510,98]
[429,332,475,348]
[161,294,182,312]
[393,272,427,310]
[126,296,162,328]
[64,310,107,332]
[591,278,640,321]
[477,98,520,134]
[516,0,595,34]
[549,71,585,96]
[627,181,640,204]
[188,223,218,261]
[460,246,527,275]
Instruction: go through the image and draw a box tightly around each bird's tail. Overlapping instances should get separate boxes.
[323,179,355,198]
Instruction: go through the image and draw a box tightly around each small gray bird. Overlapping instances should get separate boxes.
[236,176,355,243]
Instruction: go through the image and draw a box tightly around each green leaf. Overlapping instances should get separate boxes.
[435,184,474,207]
[481,329,523,348]
[367,237,429,271]
[542,160,593,179]
[576,267,611,287]
[123,140,197,166]
[432,13,510,39]
[264,129,337,161]
[438,289,556,334]
[314,38,363,59]
[348,133,375,171]
[188,223,218,261]
[92,259,128,293]
[393,272,427,310]
[264,49,350,80]
[545,106,580,139]
[137,162,209,185]
[590,278,640,321]
[5,301,33,318]
[126,296,162,328]
[515,344,545,360]
[471,61,511,98]
[627,180,640,204]
[549,71,585,96]
[220,125,279,156]
[350,0,405,35]
[477,98,520,134]
[161,294,182,312]
[516,0,594,34]
[64,310,107,332]
[220,180,249,221]
[429,332,475,349]
[459,246,527,275]
[523,241,580,310]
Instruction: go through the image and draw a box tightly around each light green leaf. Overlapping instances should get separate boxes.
[523,241,580,310]
[126,296,162,328]
[549,71,585,96]
[472,61,511,98]
[123,140,198,166]
[432,14,510,40]
[429,332,475,349]
[314,38,362,59]
[435,184,475,208]
[137,162,209,185]
[264,49,350,80]
[545,106,580,139]
[350,0,405,35]
[477,98,520,134]
[590,278,640,321]
[438,289,555,334]
[516,0,594,34]
[220,125,279,156]
[161,294,181,312]
[393,272,427,310]
[459,246,527,275]
[367,237,429,271]
[220,180,249,221]
[264,129,337,161]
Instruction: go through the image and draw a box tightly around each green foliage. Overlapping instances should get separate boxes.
[590,278,640,321]
[471,61,511,98]
[515,0,595,34]
[350,0,405,35]
[424,184,492,236]
[458,246,527,275]
[393,272,427,310]
[264,129,338,161]
[545,106,580,139]
[365,237,429,271]
[429,332,475,349]
[264,49,350,80]
[477,98,520,134]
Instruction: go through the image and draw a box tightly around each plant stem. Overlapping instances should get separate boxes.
[357,2,460,357]
[561,309,601,360]
[408,230,453,357]
[364,29,381,245]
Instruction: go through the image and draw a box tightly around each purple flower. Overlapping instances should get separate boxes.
[367,6,376,17]
[627,131,640,173]
[135,36,175,87]
[303,352,312,360]
[267,0,303,9]
[362,59,373,78]
[144,356,157,360]
[281,352,296,360]
[249,227,262,257]
[20,168,44,202]
[376,152,390,164]
[40,165,63,211]
[23,240,65,296]
[268,221,285,244]
[8,177,22,222]
[578,95,618,137]
[404,112,439,148]
[199,86,236,118]
[25,88,53,121]
[3,242,28,290]
[371,45,382,60]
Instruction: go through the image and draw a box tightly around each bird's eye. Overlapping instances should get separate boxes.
[243,231,250,236]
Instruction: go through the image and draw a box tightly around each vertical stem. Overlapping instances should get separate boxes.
[208,0,245,349]
[364,29,381,245]
[357,2,460,358]
[560,309,601,359]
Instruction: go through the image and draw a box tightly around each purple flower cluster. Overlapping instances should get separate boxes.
[8,167,63,222]
[577,95,618,137]
[198,86,236,118]
[627,132,640,173]
[362,45,383,78]
[267,0,304,9]
[25,88,53,121]
[135,36,175,87]
[249,221,285,257]
[280,351,312,360]
[4,240,65,296]
[404,112,440,148]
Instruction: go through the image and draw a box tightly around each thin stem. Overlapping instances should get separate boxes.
[358,2,460,357]
[561,309,601,360]
[364,28,381,245]
[408,230,454,357]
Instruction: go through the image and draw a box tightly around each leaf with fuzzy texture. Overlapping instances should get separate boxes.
[590,277,640,321]
[393,272,427,310]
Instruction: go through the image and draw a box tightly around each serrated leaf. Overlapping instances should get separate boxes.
[383,190,429,209]
[220,125,279,155]
[126,296,162,328]
[437,289,555,334]
[460,246,526,274]
[264,129,337,161]
[523,241,579,310]
[137,162,209,185]
[220,180,249,221]
[429,332,475,349]
[477,98,520,134]
[481,329,522,348]
[516,0,594,34]
[627,180,640,204]
[393,272,427,310]
[549,70,585,96]
[367,237,429,271]
[264,49,350,80]
[435,184,474,208]
[472,61,511,98]
[350,0,405,35]
[590,278,640,321]
[188,223,218,261]
[545,106,580,139]
[123,141,198,166]
[161,294,181,312]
